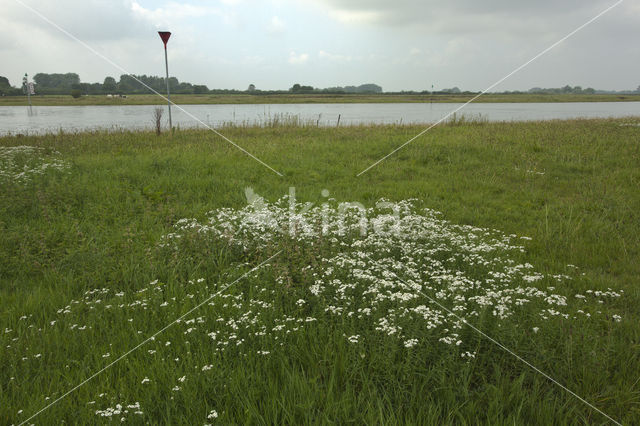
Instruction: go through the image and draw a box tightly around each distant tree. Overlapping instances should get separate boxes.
[103,76,117,93]
[88,82,103,95]
[583,87,595,94]
[178,82,195,94]
[193,85,209,94]
[355,83,382,94]
[168,77,179,91]
[0,76,10,96]
[70,89,82,98]
[248,84,256,92]
[72,82,91,95]
[290,83,314,93]
[117,75,139,93]
[33,73,80,94]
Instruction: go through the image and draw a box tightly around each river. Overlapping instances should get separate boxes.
[0,102,639,135]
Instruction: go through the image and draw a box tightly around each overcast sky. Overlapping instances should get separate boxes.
[1,0,638,91]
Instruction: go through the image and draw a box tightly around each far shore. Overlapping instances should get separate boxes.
[2,92,640,106]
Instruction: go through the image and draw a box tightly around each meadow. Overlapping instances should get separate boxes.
[1,118,639,424]
[1,92,640,106]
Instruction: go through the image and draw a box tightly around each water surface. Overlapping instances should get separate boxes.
[0,102,638,135]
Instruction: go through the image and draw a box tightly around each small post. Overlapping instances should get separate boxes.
[23,73,33,115]
[158,31,172,129]
[337,114,341,127]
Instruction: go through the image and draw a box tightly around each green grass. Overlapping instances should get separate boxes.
[1,119,639,424]
[2,92,640,106]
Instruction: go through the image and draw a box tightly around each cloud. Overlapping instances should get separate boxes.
[131,1,224,28]
[310,0,635,36]
[318,50,352,62]
[1,0,151,42]
[326,8,382,25]
[267,16,285,35]
[288,51,309,64]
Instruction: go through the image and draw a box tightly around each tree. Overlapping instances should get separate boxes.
[117,75,138,93]
[168,77,179,91]
[247,84,256,92]
[103,76,117,93]
[88,82,103,95]
[193,85,209,94]
[33,73,80,94]
[176,82,194,94]
[72,82,91,95]
[355,83,382,94]
[290,83,314,93]
[441,87,461,94]
[0,76,14,96]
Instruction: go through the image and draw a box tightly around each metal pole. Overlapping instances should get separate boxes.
[164,46,172,129]
[24,73,33,115]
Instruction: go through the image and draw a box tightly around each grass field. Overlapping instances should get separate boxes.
[2,92,640,106]
[1,118,639,424]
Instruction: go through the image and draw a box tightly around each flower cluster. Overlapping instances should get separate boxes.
[0,145,69,184]
[161,197,624,349]
[94,401,143,419]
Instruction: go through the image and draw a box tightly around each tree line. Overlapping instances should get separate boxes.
[290,83,383,94]
[0,73,385,96]
[1,74,639,97]
[0,73,211,96]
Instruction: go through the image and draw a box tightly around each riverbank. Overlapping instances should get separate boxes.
[2,92,640,106]
[1,119,638,424]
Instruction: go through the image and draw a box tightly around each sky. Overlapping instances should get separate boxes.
[1,0,638,92]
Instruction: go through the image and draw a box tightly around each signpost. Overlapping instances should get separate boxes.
[158,31,172,129]
[22,73,33,115]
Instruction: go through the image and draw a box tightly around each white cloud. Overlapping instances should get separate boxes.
[310,0,637,37]
[288,51,309,64]
[131,1,224,28]
[318,50,352,62]
[267,16,285,35]
[1,0,150,42]
[326,8,381,25]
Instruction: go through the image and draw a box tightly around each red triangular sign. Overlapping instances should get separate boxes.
[158,31,171,47]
